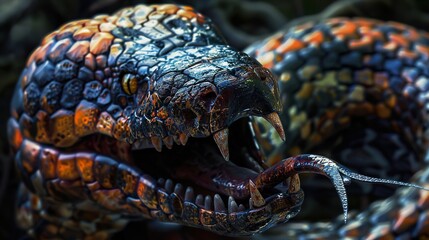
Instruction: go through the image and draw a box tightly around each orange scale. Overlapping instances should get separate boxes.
[28,40,54,65]
[66,41,90,62]
[360,28,384,41]
[8,119,22,149]
[196,13,205,24]
[48,38,73,62]
[353,18,378,27]
[416,44,429,58]
[398,49,418,61]
[157,4,179,14]
[40,148,59,180]
[84,53,96,71]
[418,187,429,209]
[59,21,84,31]
[57,154,80,181]
[392,204,419,234]
[387,21,408,31]
[257,52,275,69]
[89,32,114,55]
[382,41,398,52]
[73,26,99,41]
[35,111,50,144]
[374,73,389,89]
[405,28,419,41]
[177,9,197,19]
[332,21,357,38]
[76,153,96,182]
[349,35,373,50]
[303,30,324,45]
[56,25,80,40]
[262,35,282,52]
[182,6,194,11]
[41,31,58,45]
[137,178,157,209]
[276,38,305,54]
[389,33,409,48]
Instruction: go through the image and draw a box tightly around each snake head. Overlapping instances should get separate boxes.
[209,62,282,133]
[154,45,284,159]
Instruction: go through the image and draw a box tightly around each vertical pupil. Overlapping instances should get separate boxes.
[122,74,138,95]
[129,77,137,94]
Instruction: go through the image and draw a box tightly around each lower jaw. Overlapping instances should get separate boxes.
[169,190,304,236]
[129,119,305,234]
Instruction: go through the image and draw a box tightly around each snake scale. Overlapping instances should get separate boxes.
[6,4,429,239]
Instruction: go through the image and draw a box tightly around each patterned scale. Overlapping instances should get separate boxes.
[247,18,429,238]
[9,3,429,239]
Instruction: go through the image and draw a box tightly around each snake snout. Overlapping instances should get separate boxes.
[210,65,282,133]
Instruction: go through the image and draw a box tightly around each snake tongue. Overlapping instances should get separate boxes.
[213,128,229,161]
[263,112,285,141]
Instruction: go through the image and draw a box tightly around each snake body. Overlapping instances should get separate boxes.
[247,18,429,238]
[7,4,429,239]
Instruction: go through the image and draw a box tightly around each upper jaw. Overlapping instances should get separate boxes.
[211,112,285,162]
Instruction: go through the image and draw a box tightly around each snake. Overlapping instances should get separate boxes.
[6,4,428,239]
[247,18,429,238]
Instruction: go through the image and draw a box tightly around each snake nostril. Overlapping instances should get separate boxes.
[199,91,217,110]
[254,67,270,82]
[182,109,198,127]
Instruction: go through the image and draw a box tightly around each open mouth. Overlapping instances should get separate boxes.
[126,113,428,236]
[130,116,304,235]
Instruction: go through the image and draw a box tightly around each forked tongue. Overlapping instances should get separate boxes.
[253,154,429,223]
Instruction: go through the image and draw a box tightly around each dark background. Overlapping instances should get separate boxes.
[2,0,429,239]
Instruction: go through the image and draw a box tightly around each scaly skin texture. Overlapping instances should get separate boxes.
[7,4,302,239]
[9,5,427,239]
[247,18,429,238]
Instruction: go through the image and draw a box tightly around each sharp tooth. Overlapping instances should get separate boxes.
[248,179,265,207]
[286,174,300,193]
[185,187,194,202]
[163,136,173,149]
[196,194,204,207]
[151,136,162,152]
[213,128,229,161]
[238,204,246,212]
[214,194,226,212]
[157,178,165,186]
[131,140,143,150]
[165,179,174,193]
[174,183,184,198]
[179,133,188,145]
[263,112,285,141]
[204,195,212,210]
[228,196,238,213]
[173,135,181,145]
[169,193,183,217]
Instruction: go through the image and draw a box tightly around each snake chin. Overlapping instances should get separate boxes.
[130,117,304,235]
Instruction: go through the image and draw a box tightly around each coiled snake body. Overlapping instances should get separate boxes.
[247,18,429,239]
[7,4,429,239]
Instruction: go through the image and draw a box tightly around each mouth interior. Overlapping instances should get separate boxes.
[132,118,294,212]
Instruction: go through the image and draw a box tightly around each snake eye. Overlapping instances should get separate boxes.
[121,73,138,95]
